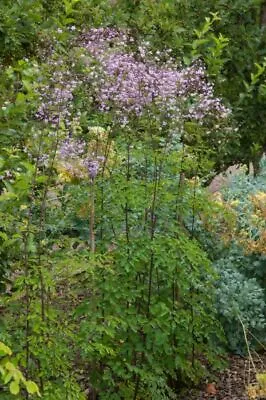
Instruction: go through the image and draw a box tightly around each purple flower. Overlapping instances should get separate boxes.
[84,159,100,180]
[37,27,230,132]
[59,139,86,159]
[77,28,229,123]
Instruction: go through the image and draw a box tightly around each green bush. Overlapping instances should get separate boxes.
[215,256,265,353]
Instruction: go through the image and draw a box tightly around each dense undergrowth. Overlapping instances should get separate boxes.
[0,1,265,399]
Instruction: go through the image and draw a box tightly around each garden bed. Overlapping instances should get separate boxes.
[181,353,266,400]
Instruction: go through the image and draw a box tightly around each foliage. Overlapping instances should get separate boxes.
[214,257,265,352]
[197,163,266,353]
[0,0,43,63]
[0,341,40,398]
[75,0,266,169]
[0,0,266,398]
[0,20,229,398]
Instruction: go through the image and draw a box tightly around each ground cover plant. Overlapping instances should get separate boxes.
[0,1,266,399]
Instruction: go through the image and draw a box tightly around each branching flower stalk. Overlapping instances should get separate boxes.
[37,128,60,322]
[89,178,96,253]
[170,143,187,357]
[21,132,44,394]
[99,129,112,241]
[125,141,131,249]
[134,129,170,399]
[175,141,186,224]
[24,126,61,394]
[134,156,161,399]
[189,155,201,367]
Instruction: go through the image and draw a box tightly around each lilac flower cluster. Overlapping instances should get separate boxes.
[57,138,105,181]
[35,27,229,132]
[56,138,87,180]
[78,28,229,122]
[79,27,130,59]
[36,59,79,126]
[59,138,86,159]
[34,27,230,182]
[83,159,100,180]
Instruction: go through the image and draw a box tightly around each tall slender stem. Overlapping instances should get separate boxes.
[22,133,44,395]
[90,179,96,253]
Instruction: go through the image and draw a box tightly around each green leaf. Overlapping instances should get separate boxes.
[5,361,16,371]
[10,381,20,395]
[15,92,26,105]
[4,372,13,385]
[25,380,40,395]
[0,342,12,356]
[0,156,5,169]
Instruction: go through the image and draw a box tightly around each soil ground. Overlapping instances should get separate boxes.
[181,353,266,400]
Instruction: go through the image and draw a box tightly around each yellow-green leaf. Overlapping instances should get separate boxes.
[5,361,16,371]
[4,372,13,384]
[10,380,20,395]
[25,380,40,395]
[0,342,12,356]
